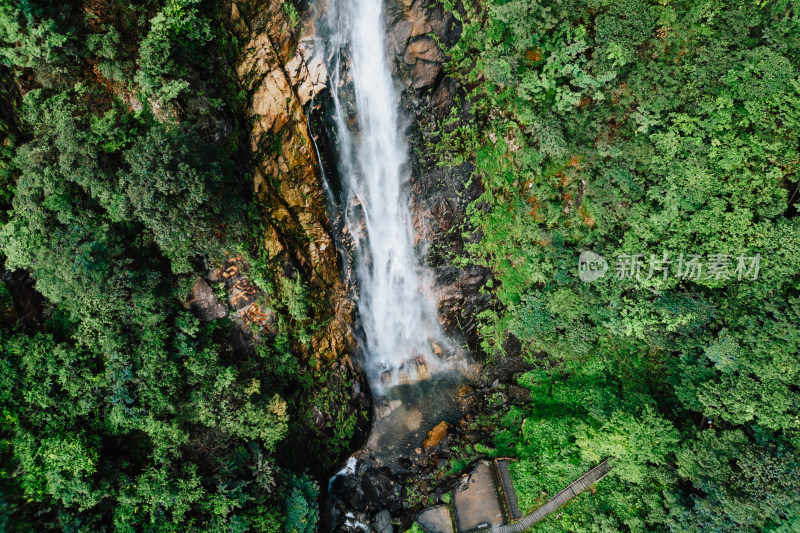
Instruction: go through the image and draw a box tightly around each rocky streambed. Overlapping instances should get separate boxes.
[327,355,534,532]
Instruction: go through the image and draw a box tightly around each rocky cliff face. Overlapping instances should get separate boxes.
[223,0,374,477]
[227,0,491,366]
[225,0,498,519]
[325,2,504,530]
[385,0,495,356]
[228,0,355,363]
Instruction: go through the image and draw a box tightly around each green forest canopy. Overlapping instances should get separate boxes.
[1,0,800,532]
[0,1,325,531]
[436,0,800,531]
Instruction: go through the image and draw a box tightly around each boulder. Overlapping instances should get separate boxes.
[229,2,248,36]
[374,509,392,533]
[387,19,413,55]
[423,421,449,449]
[402,37,446,88]
[404,37,447,64]
[186,277,227,321]
[487,355,535,383]
[466,430,484,444]
[417,361,432,381]
[357,460,372,476]
[507,385,532,405]
[311,405,326,428]
[332,474,363,508]
[362,468,394,501]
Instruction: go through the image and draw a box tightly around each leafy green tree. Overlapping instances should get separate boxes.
[0,1,70,70]
[672,430,800,531]
[283,475,319,533]
[135,0,213,102]
[576,407,679,484]
[121,122,235,273]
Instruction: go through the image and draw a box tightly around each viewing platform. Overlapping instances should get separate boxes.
[415,458,612,533]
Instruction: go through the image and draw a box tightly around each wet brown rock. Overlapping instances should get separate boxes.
[229,2,248,35]
[411,57,441,89]
[457,385,473,398]
[431,266,493,353]
[507,384,532,404]
[431,76,458,112]
[423,421,449,449]
[385,0,456,88]
[362,468,394,501]
[404,37,446,64]
[488,356,535,383]
[417,360,432,381]
[387,20,413,55]
[332,474,363,509]
[465,430,484,444]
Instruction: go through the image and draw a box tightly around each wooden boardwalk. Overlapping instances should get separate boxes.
[491,458,613,533]
[416,458,613,533]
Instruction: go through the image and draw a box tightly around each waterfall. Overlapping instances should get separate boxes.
[321,0,454,389]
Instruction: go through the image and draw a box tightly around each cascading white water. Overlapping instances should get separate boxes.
[322,0,454,389]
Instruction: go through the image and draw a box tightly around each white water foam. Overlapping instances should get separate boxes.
[322,0,457,390]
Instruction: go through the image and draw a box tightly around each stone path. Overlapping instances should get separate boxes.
[453,461,504,532]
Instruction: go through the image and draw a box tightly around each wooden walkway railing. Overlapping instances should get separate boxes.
[490,458,613,533]
[495,459,523,521]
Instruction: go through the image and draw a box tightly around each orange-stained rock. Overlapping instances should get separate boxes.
[231,0,354,363]
[424,421,449,449]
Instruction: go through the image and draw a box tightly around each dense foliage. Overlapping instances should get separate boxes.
[435,0,800,530]
[4,0,800,530]
[0,0,324,531]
